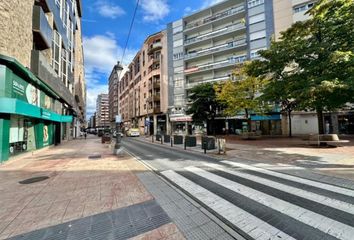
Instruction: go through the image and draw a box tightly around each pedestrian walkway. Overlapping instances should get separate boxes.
[0,135,185,240]
[161,161,354,240]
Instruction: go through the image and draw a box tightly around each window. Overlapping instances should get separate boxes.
[52,30,61,74]
[293,2,315,13]
[248,0,264,8]
[55,0,61,8]
[249,13,265,25]
[173,52,184,60]
[250,48,266,59]
[173,25,183,34]
[173,39,183,47]
[174,78,183,88]
[250,30,266,41]
[61,48,68,86]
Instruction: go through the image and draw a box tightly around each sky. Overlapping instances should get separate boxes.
[82,0,224,119]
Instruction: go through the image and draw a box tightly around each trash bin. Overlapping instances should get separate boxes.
[201,136,216,150]
[185,136,197,147]
[101,133,111,144]
[164,135,170,143]
[174,135,183,144]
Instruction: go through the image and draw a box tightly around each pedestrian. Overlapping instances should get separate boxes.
[84,132,87,140]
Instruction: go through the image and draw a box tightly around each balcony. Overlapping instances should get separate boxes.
[153,107,161,114]
[31,50,75,107]
[33,5,52,49]
[148,42,162,55]
[184,22,246,46]
[184,38,247,61]
[153,81,161,89]
[186,75,230,89]
[185,5,245,31]
[184,55,247,75]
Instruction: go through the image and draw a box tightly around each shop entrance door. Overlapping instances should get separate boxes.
[54,123,61,145]
[24,120,36,151]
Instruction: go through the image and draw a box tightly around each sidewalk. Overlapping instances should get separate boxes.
[0,135,184,240]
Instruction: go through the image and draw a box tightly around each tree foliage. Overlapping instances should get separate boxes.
[215,62,267,118]
[246,0,354,133]
[186,83,222,128]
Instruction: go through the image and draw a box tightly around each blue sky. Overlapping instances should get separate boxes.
[82,0,224,118]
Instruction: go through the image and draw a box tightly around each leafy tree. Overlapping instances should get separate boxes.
[215,63,268,132]
[186,83,222,135]
[247,0,354,134]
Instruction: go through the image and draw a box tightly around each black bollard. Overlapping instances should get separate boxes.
[152,135,154,143]
[171,139,173,147]
[161,136,163,144]
[184,138,186,150]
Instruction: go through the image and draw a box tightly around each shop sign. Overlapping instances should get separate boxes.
[41,109,51,119]
[12,75,40,106]
[170,116,192,122]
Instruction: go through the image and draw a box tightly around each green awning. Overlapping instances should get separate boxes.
[0,98,72,122]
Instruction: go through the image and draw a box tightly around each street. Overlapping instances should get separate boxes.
[123,137,354,240]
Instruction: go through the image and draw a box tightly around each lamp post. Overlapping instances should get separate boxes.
[114,62,124,153]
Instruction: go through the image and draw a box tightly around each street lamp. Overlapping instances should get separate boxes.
[114,61,124,153]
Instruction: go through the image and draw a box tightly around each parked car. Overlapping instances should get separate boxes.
[112,130,124,138]
[127,128,140,137]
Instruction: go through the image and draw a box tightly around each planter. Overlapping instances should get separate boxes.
[185,136,197,147]
[173,135,183,144]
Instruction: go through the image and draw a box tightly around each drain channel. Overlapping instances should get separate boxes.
[19,176,49,184]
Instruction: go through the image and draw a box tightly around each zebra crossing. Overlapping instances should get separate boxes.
[161,161,354,240]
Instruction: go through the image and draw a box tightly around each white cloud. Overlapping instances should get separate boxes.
[95,1,125,19]
[201,0,224,9]
[83,34,138,118]
[139,0,170,22]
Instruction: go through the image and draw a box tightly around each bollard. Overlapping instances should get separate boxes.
[204,141,206,154]
[161,136,163,144]
[152,135,154,143]
[171,139,173,147]
[184,138,186,150]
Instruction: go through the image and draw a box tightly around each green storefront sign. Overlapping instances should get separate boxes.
[0,54,73,162]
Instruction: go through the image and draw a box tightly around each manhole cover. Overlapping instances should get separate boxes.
[19,176,49,184]
[88,154,101,159]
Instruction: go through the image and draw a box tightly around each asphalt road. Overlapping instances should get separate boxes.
[122,137,354,240]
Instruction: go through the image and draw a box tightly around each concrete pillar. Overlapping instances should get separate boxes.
[153,114,157,135]
[0,114,10,163]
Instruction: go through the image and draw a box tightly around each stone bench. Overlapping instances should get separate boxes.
[307,134,349,147]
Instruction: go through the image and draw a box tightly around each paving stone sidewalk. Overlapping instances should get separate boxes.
[0,135,185,240]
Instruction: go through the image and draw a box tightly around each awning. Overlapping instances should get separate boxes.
[0,98,72,122]
[250,114,281,121]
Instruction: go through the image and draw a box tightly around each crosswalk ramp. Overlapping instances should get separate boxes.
[161,161,354,240]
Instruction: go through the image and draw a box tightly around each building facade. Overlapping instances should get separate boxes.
[0,0,86,162]
[116,31,169,135]
[108,62,123,128]
[167,0,279,135]
[96,93,109,128]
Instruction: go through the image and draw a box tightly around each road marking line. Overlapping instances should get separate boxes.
[204,163,354,215]
[161,170,295,240]
[222,160,354,197]
[186,166,354,240]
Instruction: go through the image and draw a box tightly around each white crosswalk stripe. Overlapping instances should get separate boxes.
[161,170,295,240]
[184,166,354,240]
[222,160,354,197]
[203,162,354,215]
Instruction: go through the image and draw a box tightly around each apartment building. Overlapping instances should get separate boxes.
[167,0,278,135]
[117,31,169,135]
[0,0,86,162]
[108,61,124,128]
[96,93,109,128]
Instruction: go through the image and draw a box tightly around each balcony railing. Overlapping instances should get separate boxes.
[186,75,230,89]
[148,42,162,54]
[33,5,52,49]
[185,38,246,60]
[185,5,245,31]
[184,55,247,74]
[184,22,245,45]
[153,81,161,89]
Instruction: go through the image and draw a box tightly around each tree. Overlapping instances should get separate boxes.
[215,63,269,132]
[186,83,222,135]
[247,0,354,134]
